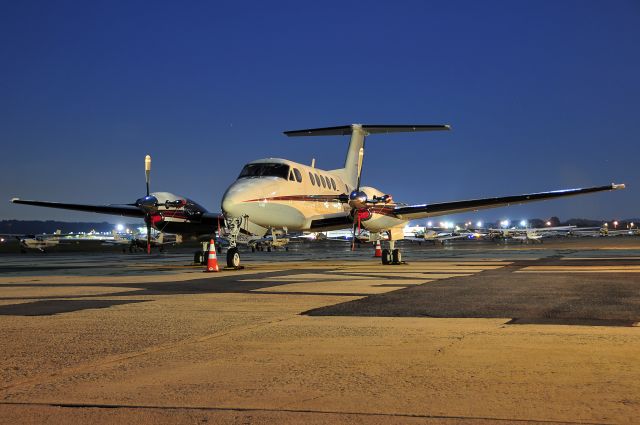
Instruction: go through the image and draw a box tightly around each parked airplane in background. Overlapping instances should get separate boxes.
[489,226,576,243]
[11,123,626,266]
[4,230,111,252]
[14,230,64,252]
[104,231,182,253]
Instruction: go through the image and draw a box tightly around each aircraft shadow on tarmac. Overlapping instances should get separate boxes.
[1,258,640,326]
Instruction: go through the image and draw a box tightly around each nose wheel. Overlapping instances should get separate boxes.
[226,247,241,268]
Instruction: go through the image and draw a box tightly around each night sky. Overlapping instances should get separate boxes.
[2,1,639,224]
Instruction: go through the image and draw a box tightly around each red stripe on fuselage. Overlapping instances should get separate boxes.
[241,195,399,217]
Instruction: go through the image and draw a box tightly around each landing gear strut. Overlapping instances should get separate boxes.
[225,216,244,269]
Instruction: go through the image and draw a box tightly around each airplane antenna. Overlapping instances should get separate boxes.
[311,158,315,168]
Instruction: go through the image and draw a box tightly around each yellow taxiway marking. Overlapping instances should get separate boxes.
[517,265,640,273]
[239,273,374,282]
[342,272,472,279]
[251,279,429,294]
[561,257,640,260]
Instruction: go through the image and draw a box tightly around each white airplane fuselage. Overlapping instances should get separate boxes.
[221,158,405,234]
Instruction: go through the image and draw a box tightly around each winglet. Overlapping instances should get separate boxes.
[611,183,626,190]
[10,197,20,203]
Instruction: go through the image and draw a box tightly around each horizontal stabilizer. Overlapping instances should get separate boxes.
[284,124,450,137]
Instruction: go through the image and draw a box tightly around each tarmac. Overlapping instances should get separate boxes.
[0,238,639,424]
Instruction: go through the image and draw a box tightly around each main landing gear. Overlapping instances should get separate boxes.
[380,239,403,265]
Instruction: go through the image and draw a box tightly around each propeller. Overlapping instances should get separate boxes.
[344,146,394,249]
[133,155,187,254]
[133,155,158,254]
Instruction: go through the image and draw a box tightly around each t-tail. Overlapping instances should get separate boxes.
[284,124,451,189]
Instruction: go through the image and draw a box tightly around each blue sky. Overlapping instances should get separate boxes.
[1,0,638,223]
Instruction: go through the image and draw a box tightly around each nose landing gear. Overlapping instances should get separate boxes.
[224,216,244,269]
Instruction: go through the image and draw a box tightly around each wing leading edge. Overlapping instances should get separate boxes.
[11,198,146,218]
[393,184,625,220]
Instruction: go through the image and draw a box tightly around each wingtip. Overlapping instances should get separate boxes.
[10,197,20,203]
[611,183,626,190]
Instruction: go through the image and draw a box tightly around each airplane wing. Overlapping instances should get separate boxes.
[392,184,625,220]
[11,198,146,218]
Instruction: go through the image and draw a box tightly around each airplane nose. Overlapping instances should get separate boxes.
[221,185,243,217]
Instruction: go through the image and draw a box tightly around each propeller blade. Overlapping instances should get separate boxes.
[351,218,357,251]
[355,146,364,191]
[146,221,151,254]
[145,155,151,196]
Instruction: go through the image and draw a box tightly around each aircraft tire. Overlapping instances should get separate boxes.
[381,249,392,265]
[392,249,402,264]
[227,247,241,268]
[194,250,204,265]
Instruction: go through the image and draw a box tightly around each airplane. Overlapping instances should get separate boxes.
[488,226,577,243]
[1,230,70,252]
[103,231,182,253]
[15,230,64,252]
[11,123,626,267]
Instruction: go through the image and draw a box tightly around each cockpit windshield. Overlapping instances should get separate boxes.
[238,163,290,179]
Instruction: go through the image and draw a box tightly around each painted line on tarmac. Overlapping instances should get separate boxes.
[0,401,613,425]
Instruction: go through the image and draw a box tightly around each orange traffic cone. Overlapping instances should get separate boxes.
[204,239,219,272]
[373,240,382,257]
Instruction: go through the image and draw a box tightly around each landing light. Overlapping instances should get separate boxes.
[476,221,483,228]
[116,224,124,232]
[520,220,527,227]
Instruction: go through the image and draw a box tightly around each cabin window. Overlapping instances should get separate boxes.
[293,168,302,182]
[309,172,315,185]
[345,184,349,193]
[315,173,321,187]
[238,163,290,179]
[330,178,336,190]
[319,175,326,188]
